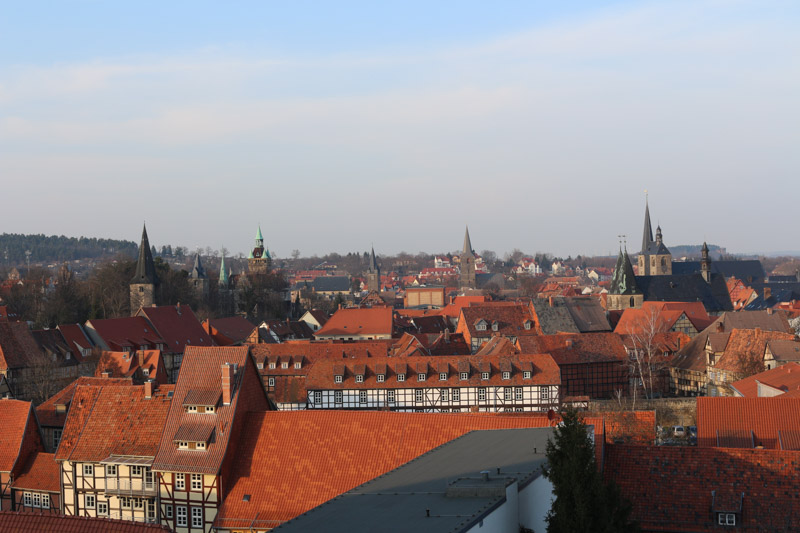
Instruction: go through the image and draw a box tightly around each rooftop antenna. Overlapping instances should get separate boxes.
[617,234,627,250]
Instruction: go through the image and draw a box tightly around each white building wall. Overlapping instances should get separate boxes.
[518,475,553,533]
[463,481,519,533]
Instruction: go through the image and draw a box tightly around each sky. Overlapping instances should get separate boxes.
[2,0,799,259]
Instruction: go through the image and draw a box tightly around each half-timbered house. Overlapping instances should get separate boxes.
[54,381,173,523]
[10,451,60,513]
[151,346,268,533]
[455,304,537,353]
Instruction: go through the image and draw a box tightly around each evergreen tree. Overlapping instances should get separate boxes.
[542,408,639,533]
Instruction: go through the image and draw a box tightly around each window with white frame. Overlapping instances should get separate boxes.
[165,504,173,519]
[178,441,189,449]
[192,506,203,527]
[281,362,289,369]
[440,389,449,402]
[191,473,202,490]
[355,374,364,383]
[105,464,117,477]
[187,405,198,413]
[387,390,395,403]
[23,492,32,507]
[502,371,510,380]
[268,377,275,387]
[148,500,156,520]
[175,474,185,490]
[334,375,343,384]
[97,501,108,515]
[397,373,405,382]
[491,323,498,332]
[295,362,301,369]
[415,389,423,403]
[459,372,469,381]
[131,465,143,476]
[523,371,532,379]
[504,388,512,401]
[268,362,276,369]
[313,391,322,403]
[334,391,343,404]
[359,390,367,403]
[452,389,460,402]
[257,362,264,369]
[196,441,206,450]
[206,405,215,413]
[481,372,489,380]
[85,494,95,508]
[133,498,144,509]
[515,387,523,400]
[476,323,487,331]
[41,493,49,509]
[478,388,487,401]
[541,387,550,400]
[121,497,131,508]
[418,373,426,382]
[83,464,93,476]
[177,506,188,527]
[376,374,385,383]
[439,372,447,381]
[718,513,736,526]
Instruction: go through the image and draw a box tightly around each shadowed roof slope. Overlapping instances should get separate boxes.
[13,451,60,492]
[137,304,213,353]
[0,512,172,532]
[36,376,133,428]
[0,399,35,473]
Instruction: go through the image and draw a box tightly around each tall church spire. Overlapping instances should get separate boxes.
[463,226,474,257]
[219,252,229,287]
[366,246,381,292]
[460,226,476,289]
[131,223,158,285]
[641,198,654,254]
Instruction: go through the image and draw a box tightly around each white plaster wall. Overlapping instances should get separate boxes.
[464,482,519,533]
[518,475,553,533]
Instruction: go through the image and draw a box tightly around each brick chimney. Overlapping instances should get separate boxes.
[716,321,725,333]
[101,370,112,379]
[144,379,155,399]
[222,363,235,405]
[138,350,144,368]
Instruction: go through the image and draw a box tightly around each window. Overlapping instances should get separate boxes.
[524,321,532,330]
[192,506,203,527]
[42,493,49,509]
[440,389,449,402]
[206,405,215,413]
[177,506,188,527]
[515,387,523,400]
[541,387,550,400]
[268,377,275,387]
[718,513,736,526]
[502,371,510,380]
[452,389,460,402]
[397,373,405,382]
[460,372,469,381]
[191,473,202,490]
[334,391,343,404]
[32,492,41,508]
[148,500,156,520]
[165,504,173,519]
[142,369,150,376]
[133,498,144,509]
[196,441,206,450]
[523,371,532,380]
[53,429,62,449]
[504,388,512,401]
[85,494,96,509]
[334,375,343,384]
[178,441,189,449]
[175,474,185,490]
[187,405,198,413]
[418,373,426,382]
[478,388,487,401]
[23,492,31,507]
[131,465,143,476]
[481,372,489,380]
[281,362,289,369]
[83,464,93,477]
[491,323,498,332]
[439,372,447,381]
[415,389,423,403]
[313,391,322,403]
[295,362,301,369]
[476,323,487,331]
[257,362,264,370]
[121,497,131,508]
[105,464,117,477]
[387,390,395,403]
[359,390,367,404]
[97,501,108,516]
[355,374,364,383]
[268,362,276,369]
[376,374,385,383]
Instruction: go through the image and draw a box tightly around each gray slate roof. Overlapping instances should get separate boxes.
[273,428,553,533]
[635,273,733,313]
[671,260,766,283]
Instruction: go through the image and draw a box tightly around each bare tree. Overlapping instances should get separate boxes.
[625,305,670,400]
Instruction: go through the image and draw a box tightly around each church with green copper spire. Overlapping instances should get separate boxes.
[248,224,271,274]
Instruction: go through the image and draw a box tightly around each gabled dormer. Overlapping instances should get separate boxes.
[374,363,387,383]
[333,364,345,384]
[395,362,407,383]
[353,364,366,383]
[458,360,471,381]
[499,359,512,380]
[491,320,499,332]
[174,424,214,451]
[474,319,488,332]
[415,362,428,382]
[182,390,221,414]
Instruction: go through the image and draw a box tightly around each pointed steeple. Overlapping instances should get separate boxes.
[256,225,264,244]
[369,246,379,272]
[641,199,654,254]
[219,253,229,287]
[131,223,158,285]
[610,246,640,295]
[700,242,711,283]
[190,253,206,279]
[462,226,474,257]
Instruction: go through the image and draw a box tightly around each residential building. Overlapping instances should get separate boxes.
[0,511,172,532]
[10,451,60,514]
[0,399,43,511]
[297,310,328,333]
[456,304,536,353]
[696,397,800,449]
[730,362,800,398]
[314,307,394,340]
[94,350,170,385]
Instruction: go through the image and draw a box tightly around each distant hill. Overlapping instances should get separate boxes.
[669,244,726,260]
[0,233,137,265]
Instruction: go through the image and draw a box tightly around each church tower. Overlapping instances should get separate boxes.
[608,246,643,311]
[637,198,672,276]
[189,253,209,301]
[248,225,271,274]
[460,226,477,289]
[366,246,381,293]
[130,223,158,313]
[700,241,712,283]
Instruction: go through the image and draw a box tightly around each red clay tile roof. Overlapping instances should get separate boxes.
[0,399,35,473]
[730,362,800,397]
[137,304,214,353]
[697,397,800,449]
[315,307,394,337]
[614,302,712,335]
[606,444,800,532]
[152,346,268,475]
[86,316,166,351]
[305,353,561,389]
[173,419,216,443]
[517,332,627,365]
[35,376,133,428]
[458,305,536,339]
[57,323,94,356]
[0,512,172,532]
[214,411,570,529]
[54,384,174,463]
[0,322,42,370]
[250,340,392,363]
[12,451,60,492]
[203,316,255,345]
[94,350,169,384]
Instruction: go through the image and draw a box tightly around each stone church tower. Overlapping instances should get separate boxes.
[460,226,476,289]
[366,246,381,293]
[638,199,672,276]
[248,225,271,274]
[608,247,643,311]
[130,223,158,313]
[189,253,209,301]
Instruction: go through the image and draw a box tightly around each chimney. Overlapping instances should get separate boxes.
[444,328,450,342]
[767,308,773,315]
[716,321,725,333]
[144,379,155,399]
[548,296,553,307]
[176,302,181,315]
[222,363,235,405]
[138,350,144,367]
[102,371,112,379]
[565,338,573,349]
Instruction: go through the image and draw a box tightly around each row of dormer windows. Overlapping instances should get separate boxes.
[334,369,533,383]
[184,404,215,413]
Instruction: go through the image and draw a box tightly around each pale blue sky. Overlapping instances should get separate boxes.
[2,1,799,258]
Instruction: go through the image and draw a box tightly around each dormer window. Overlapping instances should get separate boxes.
[524,320,532,330]
[481,372,490,380]
[281,362,289,369]
[523,371,532,379]
[355,374,364,383]
[418,373,426,382]
[187,405,198,413]
[257,362,264,370]
[491,322,499,332]
[502,371,510,380]
[439,372,447,381]
[294,362,301,369]
[397,373,406,382]
[142,369,150,376]
[178,441,189,449]
[206,405,214,413]
[476,323,487,331]
[376,374,385,383]
[196,441,206,450]
[334,375,343,384]
[269,362,276,369]
[718,513,736,526]
[460,372,469,380]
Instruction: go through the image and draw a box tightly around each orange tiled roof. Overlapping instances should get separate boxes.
[0,399,34,473]
[315,307,394,337]
[517,332,627,365]
[606,444,800,532]
[12,451,60,492]
[458,304,536,338]
[731,362,800,398]
[94,350,169,384]
[697,397,800,449]
[152,346,268,475]
[36,376,133,428]
[250,340,392,364]
[0,512,172,532]
[54,384,174,463]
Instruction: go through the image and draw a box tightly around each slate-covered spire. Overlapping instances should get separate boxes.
[219,253,229,287]
[462,226,474,257]
[641,199,654,254]
[610,246,640,295]
[131,223,158,285]
[255,225,264,247]
[369,246,379,272]
[189,253,206,279]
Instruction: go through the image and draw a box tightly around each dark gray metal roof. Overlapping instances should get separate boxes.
[635,273,733,313]
[672,260,766,283]
[312,276,351,292]
[273,427,553,533]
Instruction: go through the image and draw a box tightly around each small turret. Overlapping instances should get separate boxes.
[701,242,711,283]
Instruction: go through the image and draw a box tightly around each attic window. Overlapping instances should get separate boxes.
[334,375,343,384]
[523,371,532,379]
[460,372,469,381]
[439,372,448,381]
[492,322,499,332]
[257,363,264,370]
[294,362,301,369]
[269,363,276,369]
[243,494,251,502]
[376,374,385,383]
[476,323,487,331]
[417,373,426,382]
[718,513,736,526]
[524,321,532,330]
[481,372,490,380]
[397,373,406,382]
[502,371,510,380]
[142,369,150,376]
[281,362,289,369]
[355,374,364,383]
